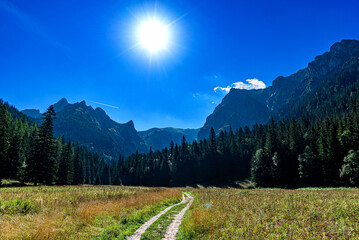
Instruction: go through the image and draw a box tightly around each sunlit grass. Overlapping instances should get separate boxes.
[178,188,359,239]
[0,185,181,239]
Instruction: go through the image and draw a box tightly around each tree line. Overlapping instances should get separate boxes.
[119,105,359,187]
[1,98,359,187]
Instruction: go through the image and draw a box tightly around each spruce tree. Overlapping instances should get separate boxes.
[73,145,84,185]
[27,105,57,185]
[58,141,74,185]
[340,150,359,186]
[6,134,22,179]
[0,104,10,180]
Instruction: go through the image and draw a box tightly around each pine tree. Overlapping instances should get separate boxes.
[27,105,57,185]
[101,164,111,185]
[251,148,272,186]
[0,104,10,180]
[340,150,359,186]
[73,145,84,185]
[58,141,75,185]
[298,146,320,185]
[6,134,22,179]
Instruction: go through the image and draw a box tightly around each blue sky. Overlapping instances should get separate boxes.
[1,0,359,130]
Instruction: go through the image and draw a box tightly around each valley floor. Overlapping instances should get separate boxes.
[1,186,359,239]
[0,185,181,239]
[178,188,359,239]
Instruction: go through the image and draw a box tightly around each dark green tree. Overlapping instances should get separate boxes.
[0,104,10,180]
[73,145,84,185]
[57,141,74,185]
[298,146,320,185]
[340,150,359,186]
[27,105,57,185]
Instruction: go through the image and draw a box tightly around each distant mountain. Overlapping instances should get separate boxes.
[198,89,271,140]
[198,39,359,139]
[21,109,42,119]
[139,127,199,151]
[53,97,69,112]
[22,99,149,160]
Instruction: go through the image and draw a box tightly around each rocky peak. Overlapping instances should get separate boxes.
[125,120,135,128]
[53,97,69,113]
[309,39,359,79]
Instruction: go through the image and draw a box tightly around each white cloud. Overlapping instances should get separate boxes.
[214,78,266,94]
[213,86,231,93]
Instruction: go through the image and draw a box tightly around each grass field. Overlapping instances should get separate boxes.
[0,185,181,239]
[2,186,359,239]
[178,188,359,239]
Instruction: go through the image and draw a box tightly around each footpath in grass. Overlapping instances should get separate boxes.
[127,192,194,240]
[96,197,182,240]
[141,202,188,239]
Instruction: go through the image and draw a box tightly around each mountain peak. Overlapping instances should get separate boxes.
[126,120,135,128]
[54,98,69,113]
[56,97,68,105]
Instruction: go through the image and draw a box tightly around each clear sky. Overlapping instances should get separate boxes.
[1,0,359,130]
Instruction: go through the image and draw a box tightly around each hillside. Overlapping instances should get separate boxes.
[198,39,359,139]
[22,98,149,159]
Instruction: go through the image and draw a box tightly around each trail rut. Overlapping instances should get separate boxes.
[127,192,193,240]
[162,192,194,240]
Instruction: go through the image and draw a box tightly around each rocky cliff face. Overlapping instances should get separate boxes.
[197,88,270,140]
[198,39,359,139]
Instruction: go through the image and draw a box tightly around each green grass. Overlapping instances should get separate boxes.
[178,188,359,239]
[0,199,40,215]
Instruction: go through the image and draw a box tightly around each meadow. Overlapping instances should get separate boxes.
[0,185,181,239]
[2,186,359,239]
[178,188,359,239]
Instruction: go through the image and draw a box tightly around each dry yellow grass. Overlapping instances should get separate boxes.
[0,185,181,239]
[178,188,359,239]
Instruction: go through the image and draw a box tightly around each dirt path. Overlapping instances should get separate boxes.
[127,194,187,240]
[162,192,194,240]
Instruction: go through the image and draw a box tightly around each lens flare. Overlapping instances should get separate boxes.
[137,19,169,53]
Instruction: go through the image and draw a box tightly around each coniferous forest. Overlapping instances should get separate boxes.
[0,103,116,185]
[1,58,359,187]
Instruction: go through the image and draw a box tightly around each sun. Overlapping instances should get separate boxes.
[137,19,169,53]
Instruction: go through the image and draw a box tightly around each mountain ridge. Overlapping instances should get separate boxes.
[22,98,149,160]
[22,99,200,159]
[197,39,359,139]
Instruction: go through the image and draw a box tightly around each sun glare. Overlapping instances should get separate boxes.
[137,19,169,53]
